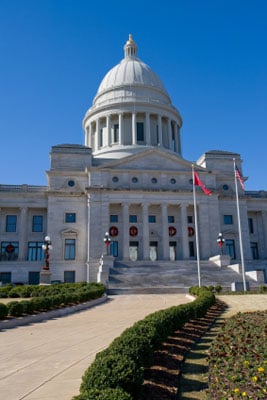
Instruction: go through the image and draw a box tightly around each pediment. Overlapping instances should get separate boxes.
[99,149,193,172]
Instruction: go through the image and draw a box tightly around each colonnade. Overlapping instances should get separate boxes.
[85,111,181,154]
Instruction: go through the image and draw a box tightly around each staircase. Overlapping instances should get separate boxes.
[107,260,264,295]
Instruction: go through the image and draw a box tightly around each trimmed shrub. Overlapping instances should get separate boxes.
[80,352,143,397]
[7,301,24,317]
[0,303,8,319]
[73,387,132,400]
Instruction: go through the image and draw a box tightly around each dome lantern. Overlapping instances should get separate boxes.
[124,34,138,59]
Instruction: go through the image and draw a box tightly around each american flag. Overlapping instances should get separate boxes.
[235,166,245,190]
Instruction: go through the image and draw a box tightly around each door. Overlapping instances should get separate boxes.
[169,241,176,261]
[149,241,158,261]
[225,239,236,259]
[129,241,138,261]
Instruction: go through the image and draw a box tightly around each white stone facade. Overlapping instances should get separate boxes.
[1,35,267,284]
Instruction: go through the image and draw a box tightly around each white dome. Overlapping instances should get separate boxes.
[93,35,171,107]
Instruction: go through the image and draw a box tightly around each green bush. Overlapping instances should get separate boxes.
[78,291,215,399]
[73,387,132,400]
[80,352,143,397]
[7,301,24,317]
[0,303,8,319]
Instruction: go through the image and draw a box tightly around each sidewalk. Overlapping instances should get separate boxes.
[0,294,191,400]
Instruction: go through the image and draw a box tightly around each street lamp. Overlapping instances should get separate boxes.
[42,236,53,270]
[217,232,225,255]
[103,232,111,256]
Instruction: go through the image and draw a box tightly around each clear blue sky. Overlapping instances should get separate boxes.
[0,0,266,190]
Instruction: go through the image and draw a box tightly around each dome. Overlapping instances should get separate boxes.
[93,34,171,107]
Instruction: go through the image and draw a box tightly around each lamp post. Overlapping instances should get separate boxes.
[217,232,225,255]
[103,232,111,256]
[42,236,53,270]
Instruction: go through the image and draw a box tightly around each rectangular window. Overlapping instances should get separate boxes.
[148,215,156,223]
[168,216,174,223]
[113,124,119,143]
[32,215,43,232]
[100,128,103,147]
[137,122,144,141]
[28,242,43,261]
[64,239,76,260]
[129,215,137,223]
[28,271,40,285]
[0,272,12,284]
[64,271,75,283]
[0,242,19,261]
[65,213,76,223]
[248,218,254,234]
[224,215,233,224]
[251,242,259,259]
[6,215,17,232]
[110,215,118,222]
[187,216,193,224]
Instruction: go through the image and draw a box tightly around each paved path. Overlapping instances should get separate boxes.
[0,294,191,400]
[0,294,266,400]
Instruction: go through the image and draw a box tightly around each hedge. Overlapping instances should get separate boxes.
[73,387,132,400]
[77,290,215,399]
[0,283,105,318]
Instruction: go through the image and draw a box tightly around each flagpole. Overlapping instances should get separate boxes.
[233,158,247,292]
[192,164,201,287]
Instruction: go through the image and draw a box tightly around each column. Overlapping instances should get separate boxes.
[106,115,111,146]
[95,119,99,150]
[142,203,150,260]
[145,112,151,145]
[19,207,28,261]
[132,113,137,145]
[122,203,129,259]
[180,204,189,259]
[157,115,162,146]
[161,204,169,259]
[167,118,172,150]
[119,113,123,145]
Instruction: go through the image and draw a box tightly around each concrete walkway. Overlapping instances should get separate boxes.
[0,294,266,400]
[0,294,191,400]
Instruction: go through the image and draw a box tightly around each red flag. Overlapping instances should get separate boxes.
[194,172,212,195]
[235,166,245,190]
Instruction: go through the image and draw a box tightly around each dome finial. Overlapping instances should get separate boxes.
[124,34,138,59]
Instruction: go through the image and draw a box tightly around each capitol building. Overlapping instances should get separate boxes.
[1,35,267,287]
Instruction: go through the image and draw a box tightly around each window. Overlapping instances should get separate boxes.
[251,242,259,259]
[32,216,43,232]
[112,176,119,182]
[68,180,75,187]
[129,215,137,223]
[0,272,11,284]
[110,215,118,222]
[187,216,193,224]
[151,177,157,184]
[28,242,43,261]
[65,213,76,223]
[170,178,176,184]
[6,215,17,232]
[168,216,175,223]
[149,215,156,223]
[0,242,19,261]
[248,218,254,234]
[64,239,76,260]
[64,271,75,283]
[113,124,119,143]
[224,215,233,224]
[100,128,103,147]
[137,122,144,141]
[132,177,138,183]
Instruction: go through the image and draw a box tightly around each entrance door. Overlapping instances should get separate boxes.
[169,241,176,261]
[129,241,139,261]
[149,241,158,261]
[225,239,236,259]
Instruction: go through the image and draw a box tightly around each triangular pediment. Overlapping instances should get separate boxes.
[97,148,193,172]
